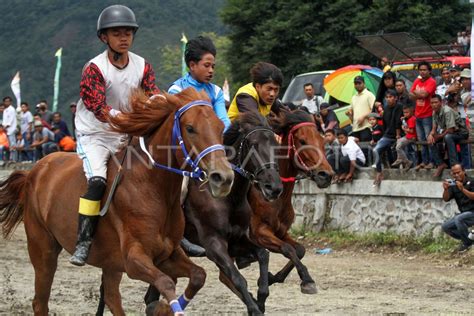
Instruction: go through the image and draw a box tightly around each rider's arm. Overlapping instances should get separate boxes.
[214,87,231,131]
[235,93,259,113]
[80,63,112,122]
[141,61,161,96]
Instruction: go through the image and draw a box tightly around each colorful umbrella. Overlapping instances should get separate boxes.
[323,65,383,104]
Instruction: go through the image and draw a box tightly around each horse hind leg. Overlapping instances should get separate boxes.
[25,225,62,315]
[96,270,125,316]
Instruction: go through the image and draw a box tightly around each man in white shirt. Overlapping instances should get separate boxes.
[301,83,324,114]
[334,128,366,183]
[2,96,17,161]
[20,102,34,161]
[435,67,453,103]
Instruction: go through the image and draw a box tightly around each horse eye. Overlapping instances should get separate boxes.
[185,125,195,134]
[299,139,307,145]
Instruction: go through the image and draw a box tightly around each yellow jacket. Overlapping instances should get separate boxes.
[228,83,272,121]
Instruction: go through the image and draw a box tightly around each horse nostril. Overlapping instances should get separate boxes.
[209,172,224,184]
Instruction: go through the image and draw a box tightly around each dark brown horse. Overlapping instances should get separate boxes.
[246,108,333,295]
[0,88,234,316]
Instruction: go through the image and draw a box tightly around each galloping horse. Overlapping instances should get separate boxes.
[246,108,333,295]
[0,88,234,316]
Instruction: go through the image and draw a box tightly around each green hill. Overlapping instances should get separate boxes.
[0,0,226,118]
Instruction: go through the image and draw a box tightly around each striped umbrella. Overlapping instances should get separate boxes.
[323,65,383,104]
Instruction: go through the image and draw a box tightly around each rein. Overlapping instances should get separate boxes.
[231,127,279,182]
[281,121,317,183]
[139,100,225,181]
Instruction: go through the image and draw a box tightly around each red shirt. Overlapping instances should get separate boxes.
[410,77,436,119]
[404,116,417,140]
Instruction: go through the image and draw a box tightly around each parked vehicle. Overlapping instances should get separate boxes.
[282,70,333,106]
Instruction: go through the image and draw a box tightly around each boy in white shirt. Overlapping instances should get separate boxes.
[334,129,366,183]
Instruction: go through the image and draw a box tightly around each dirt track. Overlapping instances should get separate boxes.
[1,226,473,315]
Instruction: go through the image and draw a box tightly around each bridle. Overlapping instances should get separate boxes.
[231,127,279,183]
[139,100,225,181]
[281,121,318,183]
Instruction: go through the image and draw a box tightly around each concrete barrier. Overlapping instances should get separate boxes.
[291,167,462,236]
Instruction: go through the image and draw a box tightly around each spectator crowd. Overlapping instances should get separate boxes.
[0,97,77,164]
[296,61,473,187]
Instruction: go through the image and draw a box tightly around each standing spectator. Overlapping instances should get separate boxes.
[345,76,375,143]
[315,102,339,132]
[428,95,469,177]
[19,102,34,161]
[301,83,324,114]
[436,67,454,102]
[410,61,437,171]
[52,112,71,136]
[2,96,17,161]
[368,113,383,146]
[441,164,474,252]
[38,100,53,126]
[460,68,472,117]
[333,128,366,183]
[70,103,77,139]
[33,113,51,130]
[0,103,4,123]
[30,120,57,160]
[0,125,9,163]
[449,66,462,79]
[375,71,396,110]
[380,56,391,72]
[395,79,414,108]
[373,89,403,186]
[392,105,417,169]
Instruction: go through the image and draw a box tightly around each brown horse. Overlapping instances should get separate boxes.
[141,111,283,315]
[0,88,234,316]
[246,108,333,295]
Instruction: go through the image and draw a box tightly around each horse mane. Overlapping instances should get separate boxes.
[267,108,313,134]
[108,88,210,136]
[223,111,269,146]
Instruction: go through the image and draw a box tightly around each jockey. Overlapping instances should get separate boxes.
[70,5,159,266]
[168,36,231,131]
[168,36,230,257]
[228,62,284,121]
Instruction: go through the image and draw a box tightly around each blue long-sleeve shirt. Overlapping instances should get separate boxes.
[168,73,231,131]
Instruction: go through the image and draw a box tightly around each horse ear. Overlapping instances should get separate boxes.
[267,111,285,134]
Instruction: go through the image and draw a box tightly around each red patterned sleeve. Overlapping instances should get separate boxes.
[80,63,112,122]
[141,61,160,96]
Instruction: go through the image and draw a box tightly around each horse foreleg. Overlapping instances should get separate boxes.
[204,237,262,315]
[123,244,181,315]
[158,247,205,311]
[25,221,62,315]
[267,234,306,286]
[252,224,317,294]
[98,269,125,316]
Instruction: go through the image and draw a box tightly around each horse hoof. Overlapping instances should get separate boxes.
[146,300,173,316]
[300,282,318,294]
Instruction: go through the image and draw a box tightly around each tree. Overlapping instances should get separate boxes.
[221,0,470,89]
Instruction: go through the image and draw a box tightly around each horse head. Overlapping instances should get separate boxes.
[225,112,283,201]
[108,88,234,198]
[268,108,333,188]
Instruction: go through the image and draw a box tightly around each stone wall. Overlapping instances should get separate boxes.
[291,168,461,236]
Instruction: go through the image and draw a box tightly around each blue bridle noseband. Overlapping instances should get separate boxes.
[139,100,225,181]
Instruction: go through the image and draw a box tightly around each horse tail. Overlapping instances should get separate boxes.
[0,170,28,239]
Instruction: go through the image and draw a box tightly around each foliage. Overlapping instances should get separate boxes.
[221,0,470,90]
[291,229,461,254]
[0,0,226,123]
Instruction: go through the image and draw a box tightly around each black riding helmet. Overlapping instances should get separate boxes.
[96,5,139,38]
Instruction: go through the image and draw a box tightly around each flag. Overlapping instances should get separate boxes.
[181,33,188,76]
[10,71,21,111]
[53,47,63,112]
[222,78,230,102]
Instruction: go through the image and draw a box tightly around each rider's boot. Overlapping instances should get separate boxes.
[70,209,99,266]
[70,176,106,266]
[181,237,206,257]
